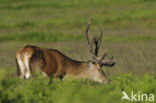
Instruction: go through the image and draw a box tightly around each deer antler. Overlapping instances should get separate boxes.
[85,17,98,62]
[85,17,116,66]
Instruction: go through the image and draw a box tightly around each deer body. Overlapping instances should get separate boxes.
[16,18,115,83]
[16,45,109,83]
[16,46,85,77]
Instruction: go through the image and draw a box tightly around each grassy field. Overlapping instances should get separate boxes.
[0,0,156,103]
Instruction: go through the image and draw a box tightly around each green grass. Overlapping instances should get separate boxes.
[0,32,83,42]
[0,32,156,42]
[0,0,156,41]
[0,68,155,103]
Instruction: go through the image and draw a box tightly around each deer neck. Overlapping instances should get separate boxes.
[66,59,88,75]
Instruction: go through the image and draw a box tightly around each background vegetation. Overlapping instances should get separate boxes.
[0,0,156,103]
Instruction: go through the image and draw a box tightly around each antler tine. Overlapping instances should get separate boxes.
[101,57,116,66]
[98,30,103,50]
[85,17,98,62]
[95,30,103,56]
[99,49,108,63]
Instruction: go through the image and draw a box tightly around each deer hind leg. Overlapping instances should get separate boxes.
[23,53,31,79]
[16,54,25,79]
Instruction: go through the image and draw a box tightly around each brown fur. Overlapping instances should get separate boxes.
[16,45,88,79]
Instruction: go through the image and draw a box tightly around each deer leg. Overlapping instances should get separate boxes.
[16,54,25,79]
[24,53,31,79]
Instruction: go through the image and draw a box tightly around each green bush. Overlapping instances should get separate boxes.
[0,68,155,103]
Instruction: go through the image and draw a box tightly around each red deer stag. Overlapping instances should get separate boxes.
[16,18,115,83]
